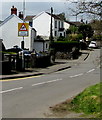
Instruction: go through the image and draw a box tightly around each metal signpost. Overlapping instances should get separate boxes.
[18,22,29,70]
[18,22,29,49]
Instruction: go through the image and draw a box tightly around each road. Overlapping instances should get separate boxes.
[1,49,101,118]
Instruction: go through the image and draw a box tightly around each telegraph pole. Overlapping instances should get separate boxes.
[49,7,53,51]
[23,0,25,21]
[49,7,55,63]
[21,0,25,49]
[50,7,53,42]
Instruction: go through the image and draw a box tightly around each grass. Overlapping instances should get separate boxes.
[0,51,17,55]
[50,82,102,118]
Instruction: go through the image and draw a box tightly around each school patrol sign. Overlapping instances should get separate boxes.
[18,23,29,36]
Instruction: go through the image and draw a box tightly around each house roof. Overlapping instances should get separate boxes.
[0,14,23,27]
[70,22,83,26]
[35,35,49,42]
[65,21,83,27]
[33,11,63,21]
[0,20,3,24]
[46,12,63,20]
[24,15,35,21]
[65,21,75,25]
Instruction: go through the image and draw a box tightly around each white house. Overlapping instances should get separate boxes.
[0,14,36,51]
[64,21,71,30]
[32,11,66,38]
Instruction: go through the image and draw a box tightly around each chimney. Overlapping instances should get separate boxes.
[18,12,24,20]
[11,6,17,15]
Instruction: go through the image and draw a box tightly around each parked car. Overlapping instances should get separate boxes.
[6,45,23,53]
[89,41,98,48]
[21,50,31,57]
[6,46,31,56]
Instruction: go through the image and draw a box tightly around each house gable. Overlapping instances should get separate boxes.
[0,14,34,50]
[32,11,51,37]
[0,14,23,27]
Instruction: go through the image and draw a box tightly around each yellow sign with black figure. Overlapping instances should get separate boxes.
[18,23,29,37]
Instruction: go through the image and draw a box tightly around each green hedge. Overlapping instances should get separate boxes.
[50,41,80,52]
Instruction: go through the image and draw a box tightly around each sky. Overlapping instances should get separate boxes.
[0,0,85,22]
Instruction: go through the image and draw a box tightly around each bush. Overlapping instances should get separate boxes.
[92,35,102,41]
[80,42,88,50]
[35,55,51,68]
[50,41,80,52]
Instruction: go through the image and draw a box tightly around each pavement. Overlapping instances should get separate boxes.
[0,50,90,80]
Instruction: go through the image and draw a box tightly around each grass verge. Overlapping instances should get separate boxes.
[50,82,102,118]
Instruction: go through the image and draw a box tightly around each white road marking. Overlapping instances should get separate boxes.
[69,73,83,78]
[0,87,23,94]
[87,69,95,73]
[32,78,62,87]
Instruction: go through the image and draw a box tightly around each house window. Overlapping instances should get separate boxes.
[61,22,63,28]
[46,43,48,49]
[55,31,57,36]
[64,32,66,37]
[58,21,60,29]
[60,33,62,37]
[55,20,57,28]
[29,21,32,27]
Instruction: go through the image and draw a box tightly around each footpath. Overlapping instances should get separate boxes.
[1,50,90,80]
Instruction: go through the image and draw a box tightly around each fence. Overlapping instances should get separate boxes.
[2,53,51,74]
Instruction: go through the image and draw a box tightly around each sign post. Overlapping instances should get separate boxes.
[18,22,29,70]
[18,23,29,49]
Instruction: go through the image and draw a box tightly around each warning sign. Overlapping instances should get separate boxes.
[18,23,29,36]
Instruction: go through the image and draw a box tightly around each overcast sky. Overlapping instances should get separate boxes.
[0,0,84,21]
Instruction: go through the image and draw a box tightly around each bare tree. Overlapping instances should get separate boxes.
[69,0,102,20]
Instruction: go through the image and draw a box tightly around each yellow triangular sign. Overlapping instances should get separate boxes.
[19,23,27,31]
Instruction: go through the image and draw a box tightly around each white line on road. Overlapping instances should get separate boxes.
[0,87,23,94]
[87,69,95,73]
[32,78,62,87]
[69,73,83,78]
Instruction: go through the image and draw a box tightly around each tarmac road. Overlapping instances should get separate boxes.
[1,49,101,118]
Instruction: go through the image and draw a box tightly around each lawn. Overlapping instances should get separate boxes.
[50,82,102,118]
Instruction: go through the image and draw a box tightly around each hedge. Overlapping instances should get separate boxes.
[50,41,80,52]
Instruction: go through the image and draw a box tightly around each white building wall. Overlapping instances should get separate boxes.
[0,15,34,50]
[33,11,65,38]
[64,22,70,30]
[33,12,51,37]
[34,41,49,52]
[30,28,36,51]
[34,42,44,52]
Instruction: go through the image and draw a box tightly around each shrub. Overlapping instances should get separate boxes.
[50,41,80,52]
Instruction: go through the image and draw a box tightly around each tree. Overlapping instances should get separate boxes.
[57,12,66,21]
[89,20,102,35]
[69,0,102,20]
[78,24,94,41]
[69,25,78,34]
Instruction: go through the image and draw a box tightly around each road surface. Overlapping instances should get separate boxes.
[1,49,101,118]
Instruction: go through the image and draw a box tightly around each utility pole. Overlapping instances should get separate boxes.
[50,7,53,42]
[23,0,25,21]
[49,7,55,63]
[21,0,25,49]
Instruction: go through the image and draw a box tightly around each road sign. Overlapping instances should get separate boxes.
[18,23,29,36]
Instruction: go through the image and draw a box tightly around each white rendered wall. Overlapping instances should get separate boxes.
[0,15,32,50]
[64,22,70,30]
[33,12,54,37]
[34,41,49,52]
